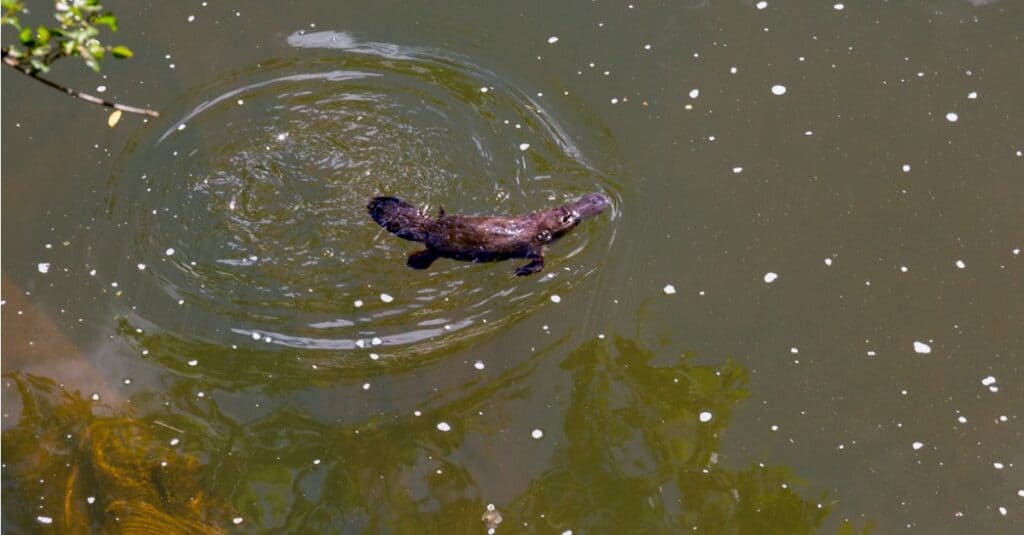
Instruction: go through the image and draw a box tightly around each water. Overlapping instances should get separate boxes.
[3,1,1023,532]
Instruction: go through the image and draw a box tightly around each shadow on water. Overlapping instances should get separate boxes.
[3,334,871,533]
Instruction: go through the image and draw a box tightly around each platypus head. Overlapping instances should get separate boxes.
[533,192,611,244]
[533,206,581,244]
[569,192,612,219]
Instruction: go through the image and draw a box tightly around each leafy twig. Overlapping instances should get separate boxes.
[3,48,158,117]
[2,0,158,117]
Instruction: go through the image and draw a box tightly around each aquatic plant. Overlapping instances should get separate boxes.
[1,373,232,532]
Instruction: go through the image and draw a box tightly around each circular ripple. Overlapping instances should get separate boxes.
[107,31,618,365]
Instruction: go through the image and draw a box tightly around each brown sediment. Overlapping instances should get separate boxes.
[2,273,123,409]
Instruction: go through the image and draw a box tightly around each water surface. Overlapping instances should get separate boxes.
[3,0,1023,532]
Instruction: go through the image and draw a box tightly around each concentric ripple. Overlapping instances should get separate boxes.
[106,31,618,367]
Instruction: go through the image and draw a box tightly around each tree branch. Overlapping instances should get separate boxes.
[2,49,159,118]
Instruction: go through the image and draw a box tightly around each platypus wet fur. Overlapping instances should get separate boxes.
[368,192,611,276]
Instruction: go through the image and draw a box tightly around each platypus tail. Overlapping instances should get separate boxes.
[368,196,427,242]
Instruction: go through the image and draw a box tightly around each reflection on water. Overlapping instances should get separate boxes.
[102,34,619,365]
[2,335,864,532]
[511,336,854,533]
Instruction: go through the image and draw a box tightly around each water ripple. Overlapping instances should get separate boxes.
[106,32,618,370]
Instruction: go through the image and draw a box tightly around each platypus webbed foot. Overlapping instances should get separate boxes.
[514,251,544,276]
[407,249,439,270]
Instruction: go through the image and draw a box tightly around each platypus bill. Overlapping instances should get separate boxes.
[368,192,611,276]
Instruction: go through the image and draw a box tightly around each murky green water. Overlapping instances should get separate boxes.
[3,0,1023,532]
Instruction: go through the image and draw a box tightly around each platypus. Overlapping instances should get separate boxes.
[368,192,611,275]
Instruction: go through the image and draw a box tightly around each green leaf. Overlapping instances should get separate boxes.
[36,25,49,44]
[94,14,116,31]
[1,0,24,19]
[110,45,132,58]
[18,25,31,43]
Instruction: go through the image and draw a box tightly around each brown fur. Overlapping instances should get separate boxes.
[368,192,610,275]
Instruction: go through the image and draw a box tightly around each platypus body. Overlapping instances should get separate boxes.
[368,192,611,275]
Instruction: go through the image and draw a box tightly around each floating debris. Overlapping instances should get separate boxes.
[482,504,503,534]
